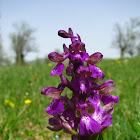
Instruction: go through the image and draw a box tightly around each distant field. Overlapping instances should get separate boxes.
[0,57,140,140]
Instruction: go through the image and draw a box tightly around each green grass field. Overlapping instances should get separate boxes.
[0,57,140,140]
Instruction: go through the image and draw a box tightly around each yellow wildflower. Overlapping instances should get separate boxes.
[9,102,15,108]
[24,99,32,104]
[107,73,111,76]
[124,62,128,65]
[4,99,10,105]
[117,60,121,64]
[118,80,122,83]
[29,66,32,70]
[4,100,15,108]
[48,63,52,67]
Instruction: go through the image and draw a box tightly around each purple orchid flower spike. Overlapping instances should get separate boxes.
[41,28,119,140]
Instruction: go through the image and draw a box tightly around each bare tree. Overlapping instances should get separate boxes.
[112,23,127,58]
[0,42,11,65]
[136,35,140,55]
[10,22,36,65]
[112,18,140,58]
[0,42,4,65]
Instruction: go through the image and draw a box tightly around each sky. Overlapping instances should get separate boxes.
[1,0,140,61]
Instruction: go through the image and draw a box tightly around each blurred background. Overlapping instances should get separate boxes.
[0,0,140,140]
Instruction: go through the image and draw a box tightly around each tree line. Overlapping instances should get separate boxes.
[112,18,140,58]
[0,18,140,66]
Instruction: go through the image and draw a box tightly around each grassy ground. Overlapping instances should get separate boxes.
[0,57,140,140]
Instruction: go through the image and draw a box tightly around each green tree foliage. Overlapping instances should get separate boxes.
[112,18,140,58]
[10,22,36,65]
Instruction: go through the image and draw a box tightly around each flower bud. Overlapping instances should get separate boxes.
[58,30,70,38]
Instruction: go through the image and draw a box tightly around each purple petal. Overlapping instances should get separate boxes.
[63,44,70,54]
[41,87,61,99]
[101,113,113,127]
[46,99,64,115]
[77,34,81,42]
[49,117,62,127]
[70,52,89,63]
[79,115,101,136]
[79,77,90,93]
[58,30,69,38]
[103,79,114,84]
[47,126,62,131]
[99,82,115,95]
[89,65,104,83]
[66,61,73,76]
[77,101,95,116]
[68,28,78,42]
[88,96,100,111]
[102,95,119,105]
[79,116,90,136]
[87,52,103,64]
[77,65,92,76]
[60,74,70,86]
[103,102,114,114]
[71,136,78,140]
[63,108,76,121]
[89,65,104,78]
[48,52,64,63]
[76,101,90,110]
[50,63,65,76]
[89,96,113,128]
[93,77,104,83]
[68,28,73,36]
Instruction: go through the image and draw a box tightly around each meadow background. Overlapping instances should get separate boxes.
[0,57,140,140]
